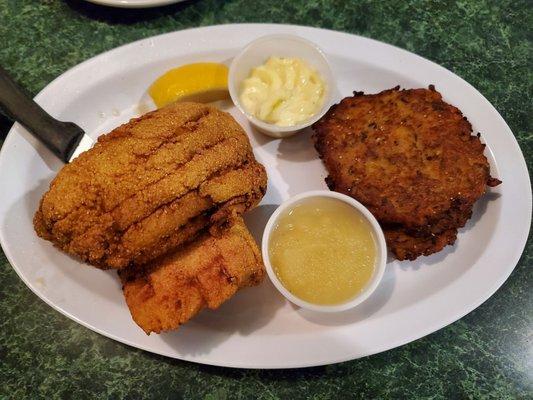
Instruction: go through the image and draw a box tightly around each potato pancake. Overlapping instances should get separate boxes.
[313,86,500,260]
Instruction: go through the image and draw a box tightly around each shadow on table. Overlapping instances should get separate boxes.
[65,0,200,24]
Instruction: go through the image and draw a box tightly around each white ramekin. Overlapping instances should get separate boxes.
[228,34,335,138]
[261,190,387,312]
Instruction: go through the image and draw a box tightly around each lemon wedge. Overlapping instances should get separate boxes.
[149,62,229,108]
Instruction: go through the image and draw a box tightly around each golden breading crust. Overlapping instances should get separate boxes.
[119,217,264,334]
[34,102,267,269]
[313,86,501,260]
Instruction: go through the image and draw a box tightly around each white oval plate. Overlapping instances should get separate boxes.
[84,0,186,9]
[0,24,530,369]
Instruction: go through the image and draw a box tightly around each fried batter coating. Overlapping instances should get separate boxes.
[384,226,458,261]
[313,86,501,260]
[119,217,264,334]
[34,102,267,269]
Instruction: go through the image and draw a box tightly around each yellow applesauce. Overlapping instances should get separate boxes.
[269,197,377,305]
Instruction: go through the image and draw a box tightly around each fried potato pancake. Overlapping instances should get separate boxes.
[313,86,501,260]
[119,217,264,334]
[34,102,267,269]
[383,226,458,261]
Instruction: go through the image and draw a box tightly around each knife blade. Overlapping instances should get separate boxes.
[68,131,94,162]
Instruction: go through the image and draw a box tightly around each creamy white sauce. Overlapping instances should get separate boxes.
[240,57,325,127]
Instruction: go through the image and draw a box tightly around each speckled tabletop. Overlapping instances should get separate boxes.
[0,0,531,399]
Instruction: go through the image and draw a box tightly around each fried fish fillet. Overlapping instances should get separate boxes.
[313,86,501,260]
[119,217,264,334]
[34,102,267,269]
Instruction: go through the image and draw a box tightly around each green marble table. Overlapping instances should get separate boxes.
[0,1,531,398]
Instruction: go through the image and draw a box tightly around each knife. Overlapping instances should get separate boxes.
[0,66,94,163]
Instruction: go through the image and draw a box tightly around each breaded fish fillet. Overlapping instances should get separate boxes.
[34,102,267,269]
[313,86,501,260]
[119,217,264,334]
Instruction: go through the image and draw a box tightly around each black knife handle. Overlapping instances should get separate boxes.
[0,66,85,162]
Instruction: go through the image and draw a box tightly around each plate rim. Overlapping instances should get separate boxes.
[83,0,187,9]
[0,23,531,369]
